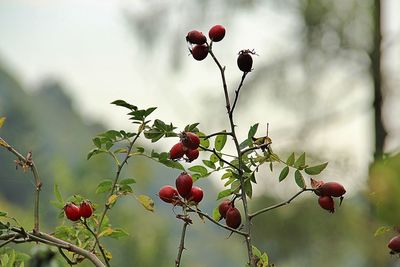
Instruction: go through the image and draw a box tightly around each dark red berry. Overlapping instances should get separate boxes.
[218,199,232,219]
[180,132,200,149]
[79,200,93,219]
[159,185,179,203]
[185,149,199,162]
[388,235,400,253]
[175,172,193,198]
[225,207,242,229]
[187,186,203,204]
[208,25,226,42]
[186,30,207,45]
[318,196,335,213]
[237,50,253,72]
[191,45,208,61]
[316,182,346,197]
[64,203,81,221]
[169,142,186,160]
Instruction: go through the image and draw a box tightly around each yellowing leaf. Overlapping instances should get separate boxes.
[107,194,118,206]
[99,227,114,237]
[0,138,9,148]
[0,117,5,128]
[137,195,154,212]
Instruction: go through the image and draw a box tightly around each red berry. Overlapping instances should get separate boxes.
[191,45,209,61]
[225,207,242,229]
[175,172,193,198]
[187,186,203,204]
[388,235,400,253]
[180,132,200,149]
[318,196,335,213]
[169,142,186,160]
[186,30,207,45]
[237,50,253,72]
[185,149,199,162]
[79,200,93,219]
[208,25,226,42]
[159,185,179,203]
[316,182,346,197]
[64,203,81,221]
[218,199,232,219]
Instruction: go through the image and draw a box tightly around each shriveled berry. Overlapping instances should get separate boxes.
[159,185,179,203]
[185,149,199,162]
[316,182,346,197]
[180,132,200,149]
[237,50,253,72]
[186,30,207,45]
[218,199,232,219]
[388,235,400,253]
[318,196,335,213]
[208,25,226,42]
[191,45,208,61]
[175,172,193,198]
[79,200,93,219]
[226,207,242,229]
[64,203,81,221]
[187,186,203,204]
[169,142,186,160]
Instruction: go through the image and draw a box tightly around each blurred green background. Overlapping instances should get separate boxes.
[1,0,400,266]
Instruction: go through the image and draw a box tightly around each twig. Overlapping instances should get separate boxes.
[175,222,189,267]
[249,189,314,219]
[231,72,248,114]
[59,247,78,265]
[83,220,110,267]
[0,235,17,249]
[201,131,232,140]
[199,146,239,170]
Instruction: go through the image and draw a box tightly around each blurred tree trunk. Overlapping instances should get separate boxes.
[371,0,387,161]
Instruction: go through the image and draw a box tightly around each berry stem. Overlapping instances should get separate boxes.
[175,221,189,267]
[231,72,248,115]
[83,219,110,267]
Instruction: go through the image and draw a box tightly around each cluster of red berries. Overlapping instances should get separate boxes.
[169,132,200,162]
[186,25,226,61]
[388,235,400,255]
[159,172,204,205]
[218,199,242,229]
[64,200,93,221]
[314,181,346,213]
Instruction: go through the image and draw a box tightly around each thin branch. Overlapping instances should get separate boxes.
[201,131,232,140]
[208,50,231,112]
[199,146,239,170]
[186,207,247,236]
[249,189,314,220]
[231,72,248,114]
[59,247,78,265]
[0,235,17,249]
[82,220,110,267]
[175,222,189,267]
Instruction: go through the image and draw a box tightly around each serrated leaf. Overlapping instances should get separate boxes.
[119,178,136,185]
[217,189,232,200]
[137,195,154,212]
[184,123,200,132]
[215,132,227,151]
[305,162,328,175]
[212,206,221,221]
[279,166,289,182]
[54,184,63,204]
[0,117,5,128]
[286,153,295,166]
[294,152,306,169]
[188,165,208,176]
[202,160,216,169]
[96,180,113,194]
[294,170,306,188]
[374,226,392,237]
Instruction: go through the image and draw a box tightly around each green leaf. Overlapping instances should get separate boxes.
[159,159,185,171]
[215,132,227,151]
[0,117,5,128]
[54,184,63,204]
[0,211,7,217]
[136,146,145,153]
[221,172,232,180]
[244,179,252,199]
[108,228,129,239]
[252,246,262,258]
[212,206,221,221]
[202,160,216,169]
[248,123,259,139]
[93,137,101,148]
[239,138,252,150]
[111,100,137,110]
[374,226,392,237]
[96,180,113,194]
[184,123,200,132]
[231,180,241,193]
[119,178,136,185]
[114,148,128,154]
[197,132,209,149]
[144,107,157,117]
[294,170,306,188]
[188,165,208,176]
[305,162,328,175]
[286,153,295,166]
[294,152,306,169]
[137,195,154,212]
[217,189,232,200]
[279,166,289,182]
[210,153,219,163]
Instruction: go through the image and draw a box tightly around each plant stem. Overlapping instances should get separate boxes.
[83,220,110,267]
[175,221,189,267]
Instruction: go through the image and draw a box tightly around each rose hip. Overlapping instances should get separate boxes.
[186,30,207,45]
[169,142,186,160]
[208,25,226,42]
[187,186,203,204]
[64,203,81,221]
[191,45,209,61]
[159,185,179,203]
[318,196,335,213]
[175,172,193,198]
